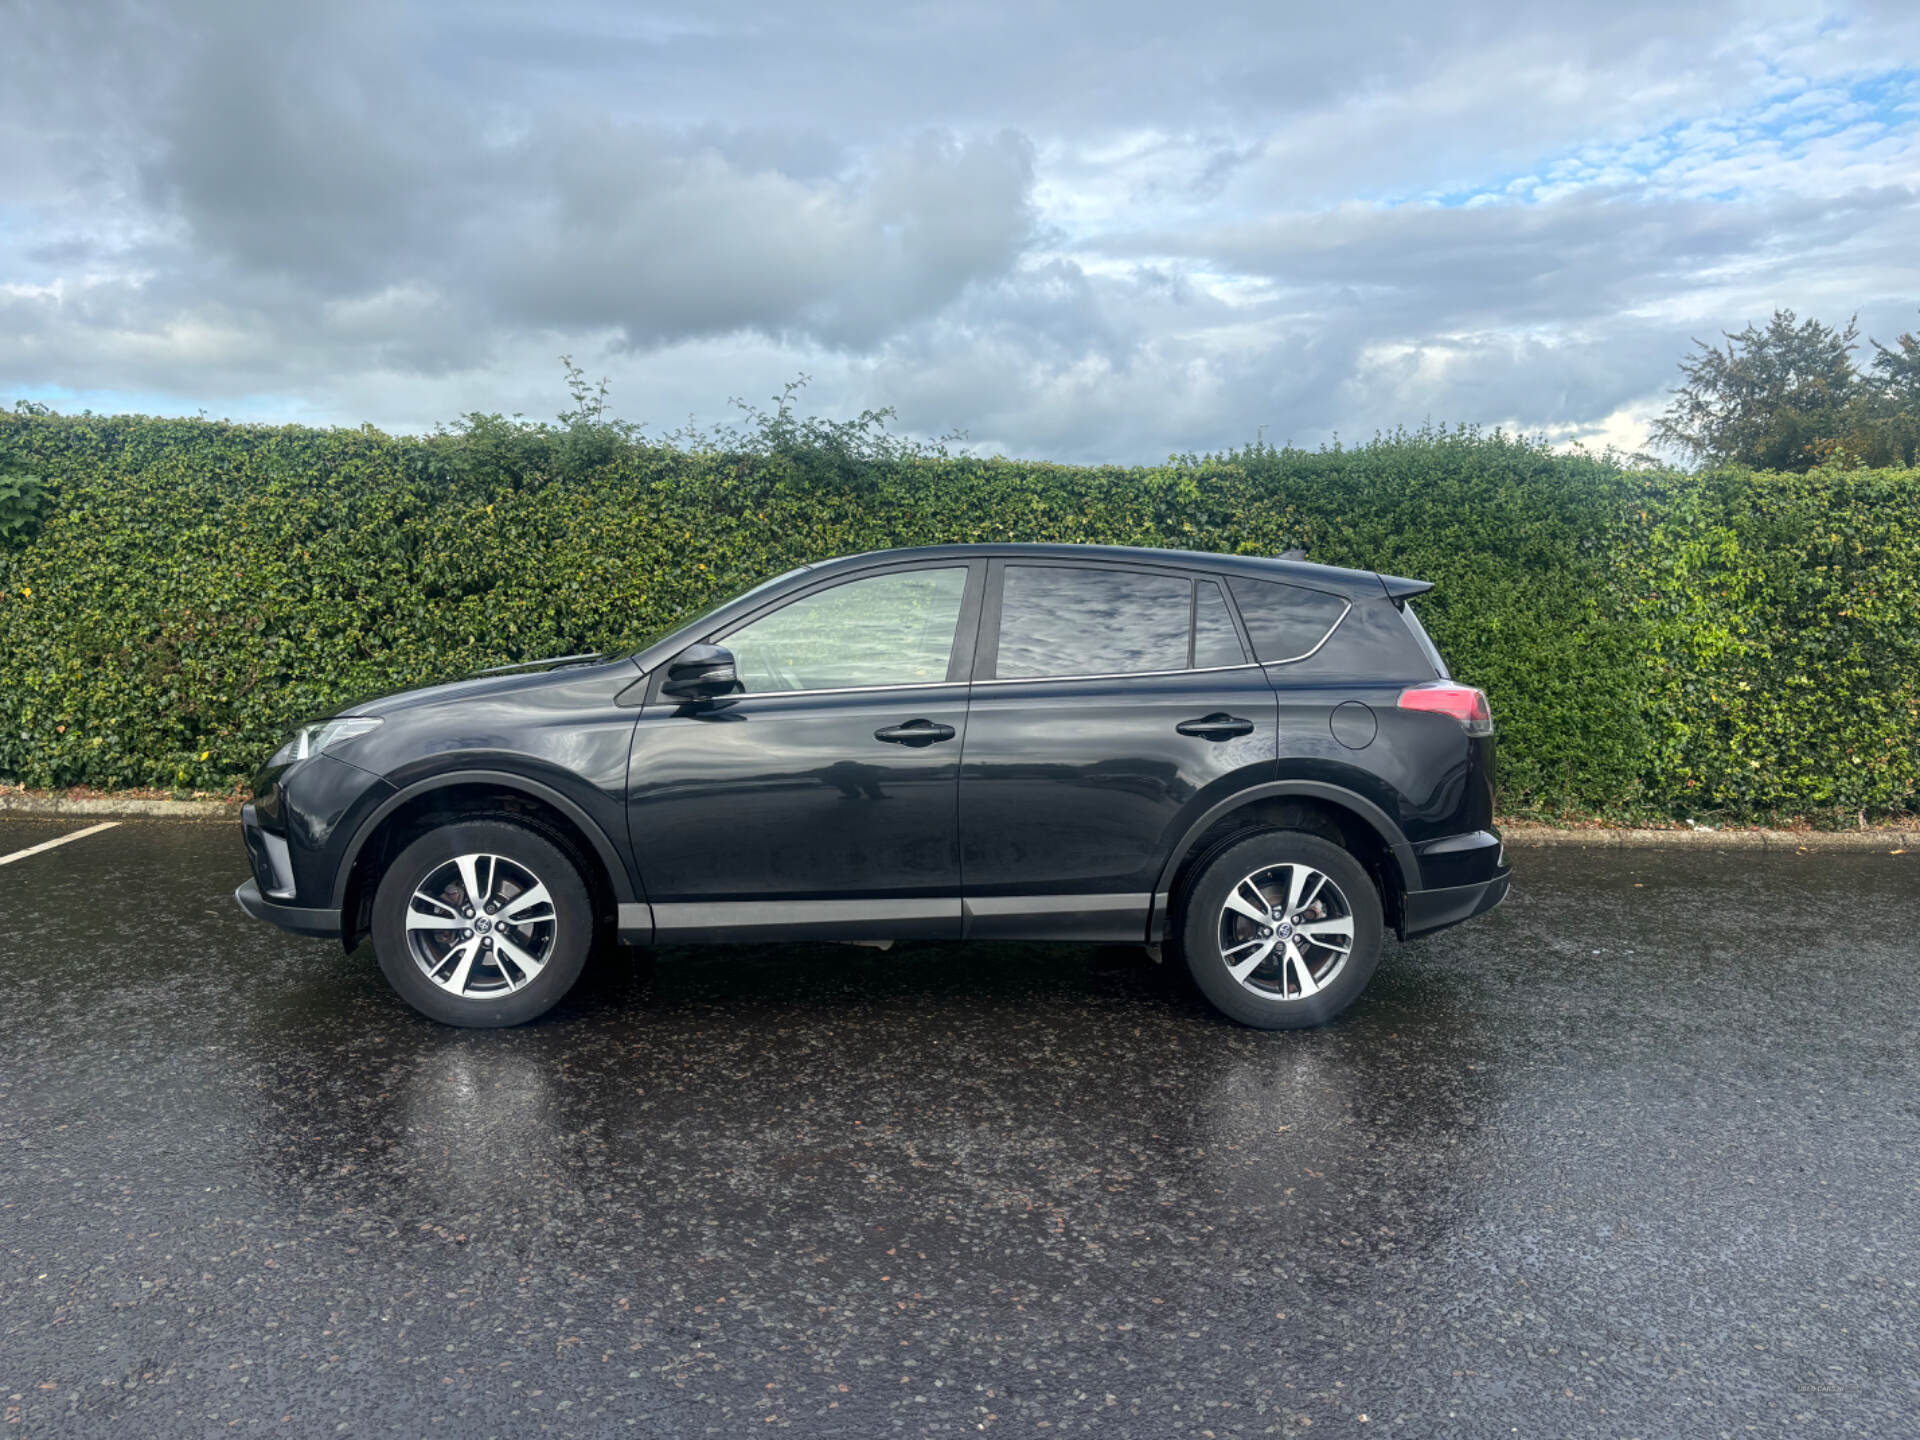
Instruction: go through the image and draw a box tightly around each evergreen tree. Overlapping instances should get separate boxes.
[1650,309,1860,471]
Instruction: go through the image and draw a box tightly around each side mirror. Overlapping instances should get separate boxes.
[661,643,740,699]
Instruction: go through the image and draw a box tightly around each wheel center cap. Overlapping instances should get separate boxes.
[1277,921,1294,938]
[475,917,492,932]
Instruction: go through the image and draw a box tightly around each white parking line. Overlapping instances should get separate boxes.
[0,820,121,867]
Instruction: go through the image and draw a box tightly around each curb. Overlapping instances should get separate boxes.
[0,794,238,822]
[1501,825,1913,852]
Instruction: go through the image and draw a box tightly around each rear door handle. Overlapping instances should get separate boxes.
[874,719,957,747]
[1176,713,1254,740]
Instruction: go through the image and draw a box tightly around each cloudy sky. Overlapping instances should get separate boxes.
[6,0,1920,461]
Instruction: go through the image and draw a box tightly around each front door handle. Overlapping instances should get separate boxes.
[874,719,957,747]
[1176,713,1254,740]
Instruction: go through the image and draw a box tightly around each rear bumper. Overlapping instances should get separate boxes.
[1399,869,1510,939]
[235,878,341,939]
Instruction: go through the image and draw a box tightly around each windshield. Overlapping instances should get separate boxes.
[622,564,812,657]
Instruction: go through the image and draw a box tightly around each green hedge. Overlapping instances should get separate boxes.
[0,410,1914,823]
[1628,466,1920,818]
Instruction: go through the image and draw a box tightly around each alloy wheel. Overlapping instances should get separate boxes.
[404,852,559,999]
[1215,862,1355,1000]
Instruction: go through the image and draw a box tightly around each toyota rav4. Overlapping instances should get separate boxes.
[237,544,1509,1029]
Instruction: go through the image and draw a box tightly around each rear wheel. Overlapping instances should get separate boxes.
[371,819,594,1027]
[1180,830,1384,1029]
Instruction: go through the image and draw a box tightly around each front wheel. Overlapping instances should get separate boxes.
[1180,830,1384,1030]
[371,819,594,1027]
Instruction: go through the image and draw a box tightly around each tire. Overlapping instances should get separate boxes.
[371,819,595,1027]
[1180,830,1384,1030]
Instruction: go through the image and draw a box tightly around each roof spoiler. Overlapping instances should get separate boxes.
[1377,572,1434,601]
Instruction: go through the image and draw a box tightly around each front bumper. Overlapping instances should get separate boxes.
[237,757,392,942]
[1399,868,1510,939]
[235,877,342,938]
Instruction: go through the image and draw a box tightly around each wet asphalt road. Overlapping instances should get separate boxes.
[1,821,1916,1438]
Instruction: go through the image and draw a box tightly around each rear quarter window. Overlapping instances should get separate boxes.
[1267,598,1439,680]
[1227,578,1349,664]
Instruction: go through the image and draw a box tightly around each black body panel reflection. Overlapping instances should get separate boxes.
[627,685,969,928]
[1265,676,1494,853]
[958,666,1278,926]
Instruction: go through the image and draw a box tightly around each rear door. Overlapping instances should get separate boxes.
[956,560,1277,941]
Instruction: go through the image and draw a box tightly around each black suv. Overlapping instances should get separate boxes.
[237,544,1508,1029]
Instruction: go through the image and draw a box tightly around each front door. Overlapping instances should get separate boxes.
[627,562,983,941]
[958,561,1279,940]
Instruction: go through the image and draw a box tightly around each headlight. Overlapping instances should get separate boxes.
[269,716,383,766]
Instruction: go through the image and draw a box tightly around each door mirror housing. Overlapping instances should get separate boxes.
[661,643,740,699]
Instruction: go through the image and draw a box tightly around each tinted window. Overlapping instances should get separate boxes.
[1276,598,1436,679]
[1193,580,1246,667]
[997,567,1190,679]
[1228,578,1349,664]
[723,567,968,693]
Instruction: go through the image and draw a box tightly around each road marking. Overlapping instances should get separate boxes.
[0,820,121,867]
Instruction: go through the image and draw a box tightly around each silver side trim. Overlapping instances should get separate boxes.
[963,893,1153,918]
[642,894,1155,942]
[650,897,962,941]
[700,662,1267,698]
[962,891,1154,942]
[713,680,968,701]
[657,898,958,926]
[972,663,1260,689]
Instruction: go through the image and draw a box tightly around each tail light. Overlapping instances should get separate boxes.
[1398,682,1493,736]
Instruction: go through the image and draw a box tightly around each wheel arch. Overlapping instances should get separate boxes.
[1150,781,1419,941]
[333,770,636,950]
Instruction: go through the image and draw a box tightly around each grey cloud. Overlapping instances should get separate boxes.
[113,0,1036,352]
[141,5,448,294]
[481,127,1034,349]
[1112,185,1920,333]
[862,177,1920,460]
[6,0,1920,461]
[82,0,1012,340]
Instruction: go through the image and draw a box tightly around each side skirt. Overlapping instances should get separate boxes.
[646,898,960,944]
[962,893,1152,943]
[619,894,1156,946]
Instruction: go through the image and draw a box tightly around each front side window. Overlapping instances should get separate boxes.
[722,567,968,693]
[995,566,1192,679]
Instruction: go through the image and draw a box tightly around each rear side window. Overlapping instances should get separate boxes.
[1193,580,1247,667]
[996,566,1190,678]
[1227,578,1349,664]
